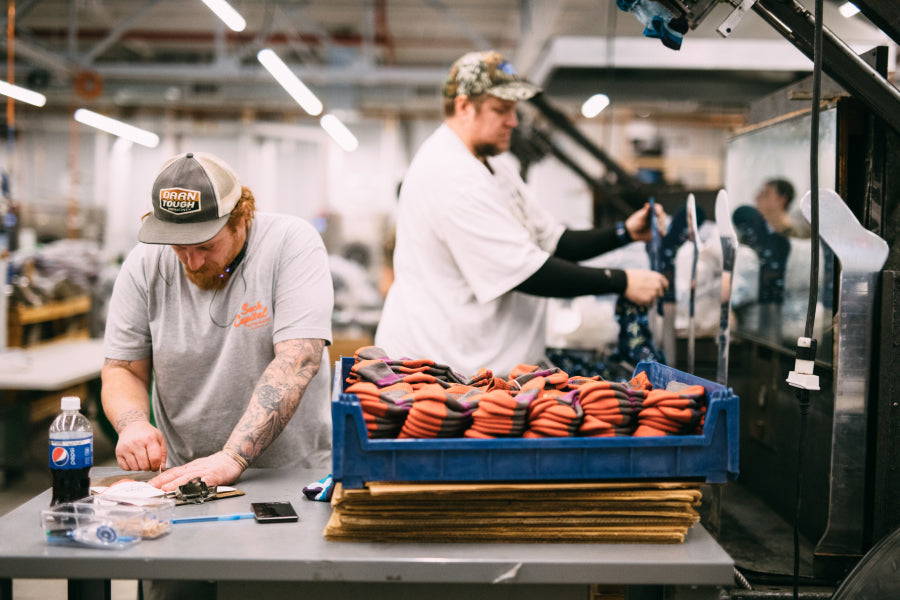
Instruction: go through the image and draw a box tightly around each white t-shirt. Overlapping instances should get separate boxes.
[104,213,334,469]
[375,124,565,377]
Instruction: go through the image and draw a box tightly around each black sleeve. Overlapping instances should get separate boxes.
[514,255,628,298]
[554,227,628,262]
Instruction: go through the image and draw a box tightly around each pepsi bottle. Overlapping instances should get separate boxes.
[49,396,93,505]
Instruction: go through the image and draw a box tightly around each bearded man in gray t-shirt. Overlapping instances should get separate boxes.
[102,151,334,493]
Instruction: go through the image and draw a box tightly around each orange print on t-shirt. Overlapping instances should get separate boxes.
[234,300,272,329]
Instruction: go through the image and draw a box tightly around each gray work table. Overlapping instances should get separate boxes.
[0,339,105,391]
[0,468,734,600]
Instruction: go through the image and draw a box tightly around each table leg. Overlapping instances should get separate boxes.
[68,579,110,600]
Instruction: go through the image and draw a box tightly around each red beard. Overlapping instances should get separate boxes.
[185,263,230,290]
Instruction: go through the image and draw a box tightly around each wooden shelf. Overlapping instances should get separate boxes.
[7,295,92,348]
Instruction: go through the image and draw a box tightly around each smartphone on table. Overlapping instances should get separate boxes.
[251,501,299,523]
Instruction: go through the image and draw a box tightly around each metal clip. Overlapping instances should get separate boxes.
[717,0,758,37]
[176,477,218,504]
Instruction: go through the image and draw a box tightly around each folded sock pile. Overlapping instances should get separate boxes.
[344,381,415,438]
[465,388,535,438]
[398,384,480,439]
[344,346,708,440]
[524,387,584,438]
[577,380,643,437]
[634,385,707,437]
[347,346,467,388]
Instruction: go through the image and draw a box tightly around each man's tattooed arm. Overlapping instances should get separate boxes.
[101,356,153,433]
[223,338,326,466]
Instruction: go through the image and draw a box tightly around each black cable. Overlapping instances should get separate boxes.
[793,1,824,599]
[805,0,823,340]
[793,387,810,600]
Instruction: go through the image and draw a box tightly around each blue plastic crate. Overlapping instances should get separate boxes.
[331,357,739,489]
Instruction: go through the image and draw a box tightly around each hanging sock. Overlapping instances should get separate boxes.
[616,0,689,50]
[608,296,667,367]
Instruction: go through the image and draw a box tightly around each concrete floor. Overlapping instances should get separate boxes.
[0,415,139,600]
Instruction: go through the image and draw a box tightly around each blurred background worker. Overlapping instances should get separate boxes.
[375,50,668,378]
[754,177,807,237]
[101,152,334,491]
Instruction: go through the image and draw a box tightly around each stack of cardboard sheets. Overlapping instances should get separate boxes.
[325,480,702,544]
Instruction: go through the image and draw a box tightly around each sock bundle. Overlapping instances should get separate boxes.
[524,388,584,438]
[344,381,415,438]
[347,346,468,388]
[398,384,480,439]
[634,385,707,437]
[343,347,708,440]
[465,388,535,438]
[577,380,643,437]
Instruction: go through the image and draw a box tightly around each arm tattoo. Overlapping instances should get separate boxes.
[114,409,151,432]
[104,358,135,368]
[228,338,326,463]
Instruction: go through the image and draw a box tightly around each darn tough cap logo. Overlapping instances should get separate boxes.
[158,187,201,216]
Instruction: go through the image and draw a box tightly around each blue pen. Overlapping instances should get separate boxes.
[173,512,255,524]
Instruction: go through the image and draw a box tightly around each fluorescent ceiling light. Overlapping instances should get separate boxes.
[0,81,46,107]
[74,108,160,148]
[257,48,323,116]
[839,2,860,17]
[201,0,246,32]
[581,93,610,118]
[320,114,359,152]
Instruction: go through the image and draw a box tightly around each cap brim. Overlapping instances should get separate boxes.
[138,212,230,245]
[488,81,541,101]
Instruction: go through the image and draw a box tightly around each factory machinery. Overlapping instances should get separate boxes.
[511,1,900,597]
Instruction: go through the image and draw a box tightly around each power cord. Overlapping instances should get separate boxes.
[784,1,824,599]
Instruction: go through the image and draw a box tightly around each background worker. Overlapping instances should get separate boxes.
[754,177,806,237]
[375,50,669,378]
[101,151,334,494]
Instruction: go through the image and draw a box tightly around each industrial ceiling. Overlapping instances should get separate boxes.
[0,0,895,124]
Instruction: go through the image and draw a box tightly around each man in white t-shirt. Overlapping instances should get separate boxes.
[375,51,668,377]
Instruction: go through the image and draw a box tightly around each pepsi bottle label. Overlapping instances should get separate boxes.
[49,436,93,470]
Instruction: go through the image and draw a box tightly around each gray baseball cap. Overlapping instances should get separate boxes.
[139,151,242,245]
[442,51,541,101]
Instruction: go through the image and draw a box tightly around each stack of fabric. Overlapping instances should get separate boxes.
[342,346,709,441]
[324,480,703,544]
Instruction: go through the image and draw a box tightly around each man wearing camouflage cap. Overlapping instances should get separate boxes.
[375,50,668,377]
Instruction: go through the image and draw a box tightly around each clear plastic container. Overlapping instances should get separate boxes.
[41,495,175,549]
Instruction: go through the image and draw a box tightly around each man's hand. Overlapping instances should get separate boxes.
[624,269,669,306]
[625,202,667,242]
[148,451,245,492]
[115,421,167,472]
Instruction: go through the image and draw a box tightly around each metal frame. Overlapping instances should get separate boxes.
[752,0,900,134]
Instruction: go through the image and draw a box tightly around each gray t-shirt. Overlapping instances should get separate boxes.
[104,212,334,469]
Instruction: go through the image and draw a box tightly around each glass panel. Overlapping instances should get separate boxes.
[724,107,837,364]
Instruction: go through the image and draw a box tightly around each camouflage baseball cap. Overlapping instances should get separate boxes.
[442,51,541,101]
